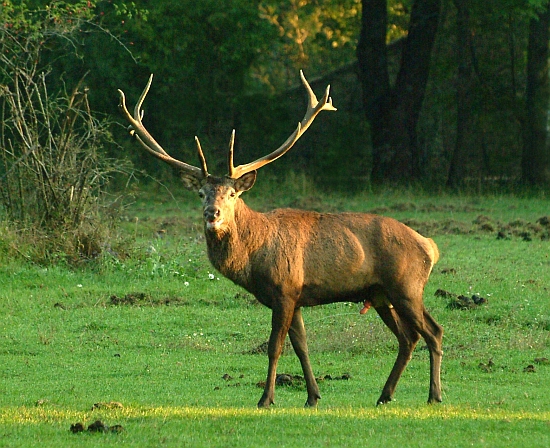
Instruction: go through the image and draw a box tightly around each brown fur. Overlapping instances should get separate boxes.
[196,174,443,408]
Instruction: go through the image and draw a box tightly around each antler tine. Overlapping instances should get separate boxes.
[227,129,236,178]
[229,70,337,179]
[118,75,204,178]
[195,136,209,177]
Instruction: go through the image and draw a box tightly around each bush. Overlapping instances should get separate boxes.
[0,1,129,262]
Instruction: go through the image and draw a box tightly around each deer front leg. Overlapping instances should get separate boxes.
[288,308,321,407]
[257,301,294,408]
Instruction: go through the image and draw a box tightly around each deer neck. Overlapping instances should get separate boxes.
[204,199,269,285]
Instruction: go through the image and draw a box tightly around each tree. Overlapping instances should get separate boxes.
[522,1,550,186]
[356,0,442,184]
[446,0,475,188]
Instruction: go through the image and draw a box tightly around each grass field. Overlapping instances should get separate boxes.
[0,182,549,447]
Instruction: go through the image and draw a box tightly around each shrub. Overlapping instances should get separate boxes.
[0,1,129,262]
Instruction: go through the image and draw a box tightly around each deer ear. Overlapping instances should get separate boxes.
[180,172,202,191]
[234,171,257,192]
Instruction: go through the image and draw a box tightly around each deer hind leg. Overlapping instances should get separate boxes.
[375,304,421,405]
[288,308,321,407]
[422,307,444,403]
[390,297,444,404]
[257,300,295,409]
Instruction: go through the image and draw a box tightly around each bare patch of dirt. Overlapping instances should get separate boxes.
[400,218,473,237]
[245,340,293,355]
[70,420,124,434]
[368,202,484,215]
[399,214,550,240]
[91,401,124,411]
[255,373,351,389]
[435,289,488,310]
[109,292,187,307]
[214,373,247,390]
[70,422,85,433]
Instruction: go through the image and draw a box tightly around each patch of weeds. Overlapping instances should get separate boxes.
[481,314,503,326]
[522,316,550,331]
[82,321,106,332]
[478,358,496,373]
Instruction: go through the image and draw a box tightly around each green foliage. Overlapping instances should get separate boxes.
[0,1,131,262]
[258,0,362,88]
[5,0,549,189]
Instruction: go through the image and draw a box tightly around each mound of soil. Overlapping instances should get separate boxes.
[399,214,550,240]
[70,420,124,434]
[255,373,351,388]
[434,289,488,310]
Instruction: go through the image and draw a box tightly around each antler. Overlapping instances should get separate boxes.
[118,74,208,178]
[228,70,337,179]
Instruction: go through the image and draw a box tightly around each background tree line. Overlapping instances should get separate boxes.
[2,0,550,194]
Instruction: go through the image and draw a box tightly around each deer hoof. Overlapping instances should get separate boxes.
[376,396,392,406]
[257,395,274,409]
[304,396,320,408]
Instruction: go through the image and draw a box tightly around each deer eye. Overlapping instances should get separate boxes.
[229,191,236,198]
[198,191,205,199]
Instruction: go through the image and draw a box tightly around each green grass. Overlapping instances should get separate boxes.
[0,186,549,447]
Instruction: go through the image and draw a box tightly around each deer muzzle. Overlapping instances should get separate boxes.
[204,206,223,230]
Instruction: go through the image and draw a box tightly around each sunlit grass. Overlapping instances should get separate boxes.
[2,404,549,424]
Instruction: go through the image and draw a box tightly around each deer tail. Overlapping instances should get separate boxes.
[427,238,440,266]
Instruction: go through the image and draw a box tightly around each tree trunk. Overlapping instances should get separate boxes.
[522,2,550,186]
[447,0,473,188]
[357,0,442,184]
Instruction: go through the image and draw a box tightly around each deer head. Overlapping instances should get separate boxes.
[118,72,336,233]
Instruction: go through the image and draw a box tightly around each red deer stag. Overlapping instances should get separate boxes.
[118,72,443,408]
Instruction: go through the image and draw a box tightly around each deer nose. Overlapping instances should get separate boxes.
[204,206,221,222]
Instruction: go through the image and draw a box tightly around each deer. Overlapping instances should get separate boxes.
[117,71,443,408]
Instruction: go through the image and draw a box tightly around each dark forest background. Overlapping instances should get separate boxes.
[2,0,550,192]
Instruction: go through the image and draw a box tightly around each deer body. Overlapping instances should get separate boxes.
[118,72,443,408]
[206,195,437,310]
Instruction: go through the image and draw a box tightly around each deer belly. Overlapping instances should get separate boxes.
[299,284,368,306]
[299,275,373,306]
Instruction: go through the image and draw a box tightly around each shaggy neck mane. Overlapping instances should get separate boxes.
[205,199,270,285]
